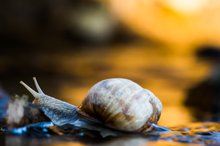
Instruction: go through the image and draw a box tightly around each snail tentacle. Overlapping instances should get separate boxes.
[20,77,46,100]
[33,77,44,94]
[20,81,42,99]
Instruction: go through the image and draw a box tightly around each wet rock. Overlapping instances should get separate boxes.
[6,95,49,127]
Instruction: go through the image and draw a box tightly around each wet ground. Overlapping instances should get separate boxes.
[1,121,220,145]
[0,43,220,145]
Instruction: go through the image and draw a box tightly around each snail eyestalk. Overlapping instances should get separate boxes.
[20,79,42,99]
[33,77,44,94]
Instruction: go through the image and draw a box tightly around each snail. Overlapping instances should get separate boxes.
[19,77,162,135]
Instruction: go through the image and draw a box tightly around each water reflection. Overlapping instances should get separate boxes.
[3,122,219,146]
[41,138,202,146]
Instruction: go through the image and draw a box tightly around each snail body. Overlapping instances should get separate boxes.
[20,78,162,134]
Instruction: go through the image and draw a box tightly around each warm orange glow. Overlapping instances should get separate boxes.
[160,106,193,127]
[158,0,207,14]
[106,0,220,47]
[51,142,85,146]
[146,140,201,146]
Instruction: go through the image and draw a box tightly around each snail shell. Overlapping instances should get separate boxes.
[80,78,162,132]
[20,78,162,133]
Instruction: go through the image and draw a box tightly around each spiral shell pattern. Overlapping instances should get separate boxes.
[80,78,162,132]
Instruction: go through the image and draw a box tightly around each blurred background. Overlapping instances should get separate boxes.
[0,0,220,127]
